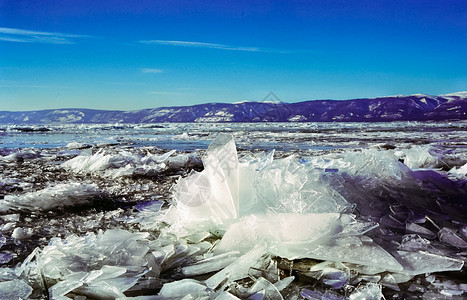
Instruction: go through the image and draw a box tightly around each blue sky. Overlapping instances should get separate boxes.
[1,0,466,111]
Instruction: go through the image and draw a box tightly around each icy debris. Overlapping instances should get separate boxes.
[250,156,349,214]
[349,283,383,300]
[430,277,467,297]
[308,148,411,180]
[300,288,346,300]
[0,234,7,248]
[449,162,467,178]
[395,146,438,169]
[0,149,41,161]
[246,276,284,299]
[301,237,403,272]
[205,245,268,290]
[62,148,177,178]
[0,214,20,222]
[8,133,467,298]
[11,227,33,240]
[304,261,350,289]
[66,141,90,149]
[30,229,150,298]
[0,183,101,212]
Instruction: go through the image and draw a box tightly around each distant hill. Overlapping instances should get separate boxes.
[1,92,466,124]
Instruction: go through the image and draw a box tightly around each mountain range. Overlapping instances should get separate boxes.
[1,92,466,124]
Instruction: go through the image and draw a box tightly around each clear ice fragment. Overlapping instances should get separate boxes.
[380,274,400,291]
[298,238,403,272]
[181,251,240,276]
[438,228,467,248]
[248,277,283,300]
[348,283,383,300]
[205,245,267,290]
[0,279,33,300]
[396,250,464,275]
[405,223,436,239]
[273,276,295,292]
[49,279,84,298]
[158,279,209,298]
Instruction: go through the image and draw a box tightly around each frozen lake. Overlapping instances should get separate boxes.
[0,121,466,299]
[2,121,467,151]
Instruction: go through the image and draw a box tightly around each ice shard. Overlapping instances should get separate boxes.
[395,250,464,275]
[166,134,240,234]
[205,245,268,290]
[0,183,102,212]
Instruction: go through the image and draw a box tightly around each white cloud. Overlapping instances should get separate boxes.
[0,27,90,44]
[141,68,163,74]
[140,39,262,52]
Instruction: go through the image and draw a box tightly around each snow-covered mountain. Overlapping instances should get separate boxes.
[1,93,466,124]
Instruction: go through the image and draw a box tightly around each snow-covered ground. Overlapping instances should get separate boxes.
[0,122,466,299]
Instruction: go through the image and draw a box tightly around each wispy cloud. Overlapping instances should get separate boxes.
[140,40,263,52]
[0,27,90,44]
[141,68,163,74]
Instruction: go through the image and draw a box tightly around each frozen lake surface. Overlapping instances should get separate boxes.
[2,121,467,151]
[0,122,466,299]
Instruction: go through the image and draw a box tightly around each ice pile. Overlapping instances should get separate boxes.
[3,134,466,299]
[0,183,102,212]
[166,134,350,234]
[62,148,175,178]
[0,149,42,162]
[62,148,200,178]
[161,134,465,296]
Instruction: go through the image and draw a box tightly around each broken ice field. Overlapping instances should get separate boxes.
[0,122,466,299]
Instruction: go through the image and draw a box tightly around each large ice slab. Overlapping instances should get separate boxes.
[215,213,341,255]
